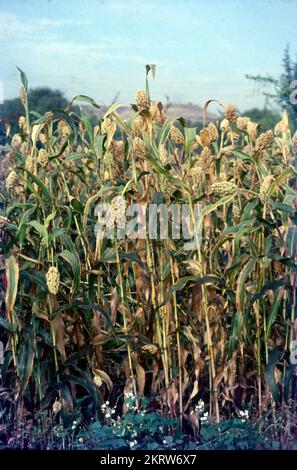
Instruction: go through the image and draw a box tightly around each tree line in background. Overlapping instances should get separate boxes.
[1,47,297,145]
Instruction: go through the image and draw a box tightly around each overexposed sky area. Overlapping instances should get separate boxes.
[1,0,297,111]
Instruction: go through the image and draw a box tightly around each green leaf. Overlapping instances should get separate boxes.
[27,220,48,241]
[285,226,297,258]
[157,119,171,146]
[184,127,197,153]
[202,194,236,217]
[20,270,47,292]
[59,250,81,295]
[68,95,100,109]
[159,275,223,308]
[17,328,36,399]
[0,315,15,332]
[5,256,19,314]
[64,152,88,162]
[93,369,113,392]
[103,102,125,119]
[24,171,52,203]
[16,66,28,91]
[267,288,284,336]
[267,349,284,402]
[229,310,244,354]
[235,257,257,314]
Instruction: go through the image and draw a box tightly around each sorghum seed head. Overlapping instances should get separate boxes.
[19,86,26,106]
[133,137,146,156]
[232,205,241,223]
[136,89,149,109]
[149,101,166,124]
[46,266,60,295]
[207,122,219,141]
[52,400,62,414]
[39,133,47,144]
[141,344,158,355]
[132,115,146,135]
[57,120,71,137]
[25,155,35,174]
[11,134,22,150]
[190,166,202,185]
[38,149,49,168]
[93,375,103,387]
[0,215,8,231]
[220,119,230,132]
[224,104,238,123]
[106,195,126,231]
[112,195,126,226]
[209,181,238,196]
[101,117,112,135]
[256,130,274,151]
[236,116,250,131]
[6,171,18,191]
[170,125,184,144]
[247,121,258,141]
[292,131,297,154]
[44,112,54,125]
[159,144,168,165]
[18,116,28,133]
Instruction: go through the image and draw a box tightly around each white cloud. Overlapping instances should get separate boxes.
[15,39,149,65]
[38,18,93,27]
[0,12,94,40]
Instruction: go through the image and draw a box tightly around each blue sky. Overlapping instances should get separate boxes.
[0,0,296,111]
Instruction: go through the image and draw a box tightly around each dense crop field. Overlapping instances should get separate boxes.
[0,68,297,449]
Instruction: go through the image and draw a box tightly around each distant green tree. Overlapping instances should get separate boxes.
[242,107,281,131]
[0,88,69,144]
[1,87,68,122]
[246,46,297,129]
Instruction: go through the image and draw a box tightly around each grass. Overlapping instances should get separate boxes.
[0,66,297,448]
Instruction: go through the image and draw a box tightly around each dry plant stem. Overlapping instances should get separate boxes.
[47,246,59,377]
[262,203,268,365]
[170,255,183,427]
[49,296,59,377]
[159,244,170,382]
[114,238,137,397]
[8,311,17,368]
[146,237,169,386]
[188,193,220,423]
[59,164,91,271]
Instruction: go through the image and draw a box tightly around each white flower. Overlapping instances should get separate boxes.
[129,440,137,448]
[200,412,209,422]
